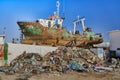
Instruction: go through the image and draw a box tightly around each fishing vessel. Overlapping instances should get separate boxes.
[17,1,103,48]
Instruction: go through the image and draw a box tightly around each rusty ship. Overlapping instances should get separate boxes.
[17,1,103,48]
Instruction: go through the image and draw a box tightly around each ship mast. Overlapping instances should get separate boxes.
[56,0,60,17]
[73,16,86,34]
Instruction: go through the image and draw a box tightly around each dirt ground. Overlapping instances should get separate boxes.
[0,70,120,80]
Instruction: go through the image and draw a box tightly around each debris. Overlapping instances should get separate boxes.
[68,60,85,72]
[94,66,113,72]
[1,46,119,76]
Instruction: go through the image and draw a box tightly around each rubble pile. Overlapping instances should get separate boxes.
[10,51,43,73]
[0,46,120,75]
[7,47,101,73]
[42,47,101,72]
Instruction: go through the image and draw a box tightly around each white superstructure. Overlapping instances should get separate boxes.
[37,1,64,28]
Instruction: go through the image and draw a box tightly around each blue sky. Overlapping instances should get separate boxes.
[0,0,120,42]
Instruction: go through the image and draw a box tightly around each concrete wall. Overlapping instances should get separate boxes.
[109,30,120,50]
[0,43,58,66]
[109,30,120,57]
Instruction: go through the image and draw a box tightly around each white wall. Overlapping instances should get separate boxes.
[0,43,58,66]
[109,30,120,57]
[109,30,120,50]
[0,35,5,44]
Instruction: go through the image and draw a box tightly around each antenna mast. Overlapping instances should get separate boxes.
[56,1,60,17]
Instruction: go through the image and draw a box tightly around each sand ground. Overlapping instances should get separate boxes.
[0,70,120,80]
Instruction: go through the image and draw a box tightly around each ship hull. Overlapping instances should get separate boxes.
[17,21,103,47]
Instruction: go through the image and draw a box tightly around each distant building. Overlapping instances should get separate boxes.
[109,30,120,57]
[0,35,5,66]
[0,35,5,44]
